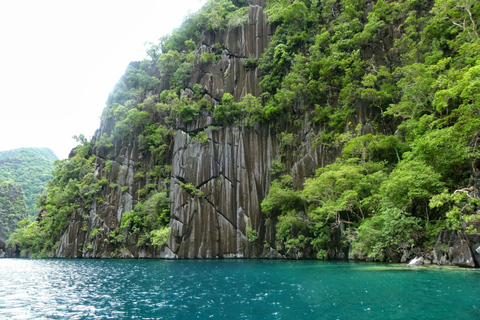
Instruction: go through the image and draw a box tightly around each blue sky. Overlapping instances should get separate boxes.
[0,0,206,159]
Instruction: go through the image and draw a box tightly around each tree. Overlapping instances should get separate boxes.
[379,158,444,223]
[303,160,386,227]
[350,204,422,261]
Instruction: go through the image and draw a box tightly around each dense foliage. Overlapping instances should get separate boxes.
[259,0,480,260]
[0,182,27,240]
[8,0,480,260]
[8,153,103,257]
[0,148,57,219]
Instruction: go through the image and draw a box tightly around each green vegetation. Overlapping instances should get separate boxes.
[246,225,258,243]
[0,148,57,219]
[8,154,103,257]
[0,182,27,240]
[213,93,263,126]
[258,0,480,260]
[180,183,205,198]
[120,190,171,247]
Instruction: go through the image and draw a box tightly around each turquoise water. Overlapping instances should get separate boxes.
[0,259,479,319]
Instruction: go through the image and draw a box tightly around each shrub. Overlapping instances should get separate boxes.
[200,52,219,64]
[243,56,258,71]
[227,7,249,28]
[178,102,201,123]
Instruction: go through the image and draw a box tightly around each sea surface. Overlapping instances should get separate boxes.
[0,259,479,319]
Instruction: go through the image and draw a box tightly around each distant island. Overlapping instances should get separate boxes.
[0,148,57,220]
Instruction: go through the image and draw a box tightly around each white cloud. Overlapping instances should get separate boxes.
[0,0,206,159]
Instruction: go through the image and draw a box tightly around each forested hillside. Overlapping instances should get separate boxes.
[0,182,27,240]
[0,148,57,219]
[8,0,480,264]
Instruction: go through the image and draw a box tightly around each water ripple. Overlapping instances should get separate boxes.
[1,259,480,319]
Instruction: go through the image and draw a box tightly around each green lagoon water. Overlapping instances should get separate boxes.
[0,259,479,319]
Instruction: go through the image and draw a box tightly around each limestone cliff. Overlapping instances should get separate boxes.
[56,4,281,259]
[17,0,478,265]
[53,3,370,259]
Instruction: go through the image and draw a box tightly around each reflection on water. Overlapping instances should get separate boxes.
[0,259,479,319]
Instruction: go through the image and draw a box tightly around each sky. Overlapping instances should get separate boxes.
[0,0,206,159]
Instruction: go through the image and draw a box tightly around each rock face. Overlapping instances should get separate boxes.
[169,125,280,258]
[466,234,480,267]
[163,5,293,258]
[190,4,271,102]
[54,4,281,259]
[408,256,424,266]
[431,230,478,268]
[450,240,475,268]
[0,238,5,258]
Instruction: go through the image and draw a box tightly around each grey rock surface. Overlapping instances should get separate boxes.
[450,240,476,268]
